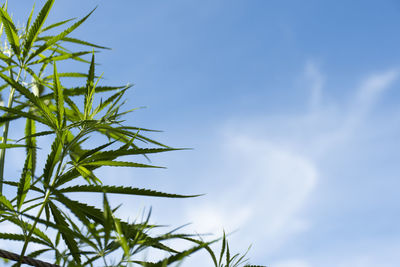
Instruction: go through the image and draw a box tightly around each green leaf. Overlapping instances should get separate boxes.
[25,117,37,181]
[16,153,32,211]
[83,160,164,168]
[0,232,49,246]
[2,180,44,194]
[219,231,226,266]
[22,0,55,61]
[0,106,51,127]
[0,114,19,124]
[43,134,63,185]
[29,50,93,65]
[0,143,26,149]
[45,72,89,79]
[40,18,75,33]
[76,140,116,163]
[0,72,57,128]
[74,164,101,184]
[0,8,20,56]
[17,130,54,143]
[53,61,64,127]
[0,195,14,211]
[84,147,179,163]
[84,52,95,119]
[24,3,35,31]
[26,7,96,63]
[102,193,113,247]
[38,35,110,49]
[92,88,127,116]
[58,185,200,198]
[49,202,81,264]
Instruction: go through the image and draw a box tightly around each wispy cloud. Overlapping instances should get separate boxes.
[181,62,399,265]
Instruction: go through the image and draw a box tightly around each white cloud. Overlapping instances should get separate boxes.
[181,64,400,265]
[184,131,319,259]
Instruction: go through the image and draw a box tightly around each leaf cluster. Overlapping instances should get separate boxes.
[0,1,264,266]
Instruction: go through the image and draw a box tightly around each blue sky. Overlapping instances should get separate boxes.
[4,0,400,266]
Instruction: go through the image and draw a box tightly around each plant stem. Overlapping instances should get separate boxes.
[17,189,51,267]
[0,67,23,194]
[18,133,66,266]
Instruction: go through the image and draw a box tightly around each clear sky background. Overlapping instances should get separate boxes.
[5,1,400,266]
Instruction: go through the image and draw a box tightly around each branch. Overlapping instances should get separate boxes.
[0,248,60,267]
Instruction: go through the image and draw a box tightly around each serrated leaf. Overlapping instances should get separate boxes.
[84,52,95,119]
[22,0,55,61]
[0,73,57,128]
[25,118,37,181]
[43,135,63,185]
[53,61,64,127]
[16,153,32,211]
[83,160,164,168]
[49,202,81,264]
[0,106,50,126]
[59,185,199,198]
[38,35,110,49]
[0,8,20,56]
[0,233,49,246]
[26,7,96,63]
[0,143,26,149]
[0,195,14,211]
[40,18,75,33]
[29,50,93,65]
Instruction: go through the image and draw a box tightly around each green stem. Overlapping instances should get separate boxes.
[18,132,66,266]
[0,67,23,194]
[17,189,51,267]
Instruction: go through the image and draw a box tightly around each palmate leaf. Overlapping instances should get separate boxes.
[76,140,117,163]
[4,215,53,246]
[64,95,82,119]
[40,85,127,100]
[92,88,127,117]
[0,233,50,246]
[49,202,81,264]
[0,72,58,128]
[0,106,50,126]
[0,8,20,56]
[2,180,44,194]
[134,241,212,267]
[22,0,55,61]
[58,185,199,198]
[29,50,93,65]
[52,195,178,254]
[26,7,96,64]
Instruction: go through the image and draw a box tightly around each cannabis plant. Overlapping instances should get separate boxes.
[0,1,264,266]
